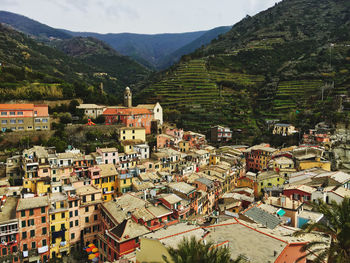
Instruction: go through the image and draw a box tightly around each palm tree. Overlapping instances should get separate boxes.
[294,197,350,263]
[162,236,244,263]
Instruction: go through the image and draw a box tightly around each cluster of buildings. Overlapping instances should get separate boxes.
[1,124,346,262]
[0,91,346,263]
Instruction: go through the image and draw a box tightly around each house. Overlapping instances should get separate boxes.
[0,104,50,132]
[270,156,295,178]
[49,192,70,259]
[133,143,150,160]
[257,171,285,195]
[99,194,150,261]
[136,102,163,125]
[264,195,303,227]
[157,134,176,149]
[312,186,350,204]
[118,127,146,142]
[96,148,119,165]
[283,185,316,203]
[272,123,296,136]
[103,108,153,134]
[76,104,106,119]
[0,196,20,263]
[210,125,232,142]
[293,147,331,171]
[76,185,102,246]
[243,144,277,172]
[96,164,118,202]
[16,196,49,263]
[178,140,190,153]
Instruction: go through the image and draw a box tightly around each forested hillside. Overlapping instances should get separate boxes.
[138,0,350,141]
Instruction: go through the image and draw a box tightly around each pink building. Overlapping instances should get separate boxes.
[96,148,119,165]
[156,134,175,149]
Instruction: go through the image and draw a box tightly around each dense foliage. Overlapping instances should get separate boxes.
[138,0,350,143]
[295,198,350,263]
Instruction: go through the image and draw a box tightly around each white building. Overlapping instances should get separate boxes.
[136,102,163,125]
[76,104,106,119]
[134,144,150,160]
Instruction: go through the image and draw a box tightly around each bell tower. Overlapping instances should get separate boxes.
[124,87,132,108]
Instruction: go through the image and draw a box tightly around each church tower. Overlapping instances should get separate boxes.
[124,87,132,108]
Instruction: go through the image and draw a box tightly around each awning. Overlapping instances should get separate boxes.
[277,209,286,217]
[23,251,28,258]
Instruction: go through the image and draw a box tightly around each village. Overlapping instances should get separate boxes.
[0,87,348,263]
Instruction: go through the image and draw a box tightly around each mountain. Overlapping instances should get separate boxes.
[52,37,149,90]
[64,30,208,69]
[0,10,71,40]
[158,26,231,69]
[0,24,148,103]
[137,0,350,142]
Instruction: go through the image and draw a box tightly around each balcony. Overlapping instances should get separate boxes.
[38,245,48,254]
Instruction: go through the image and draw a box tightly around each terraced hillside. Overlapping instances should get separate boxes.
[139,58,265,134]
[139,0,350,141]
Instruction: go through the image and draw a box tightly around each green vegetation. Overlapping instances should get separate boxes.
[138,0,350,143]
[0,23,149,103]
[163,236,243,263]
[295,198,350,262]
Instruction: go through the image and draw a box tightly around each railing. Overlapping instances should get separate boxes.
[0,228,19,236]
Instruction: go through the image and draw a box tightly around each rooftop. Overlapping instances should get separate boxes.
[168,182,196,195]
[76,185,101,196]
[110,219,150,243]
[98,147,118,153]
[97,163,118,177]
[0,197,18,223]
[159,193,182,205]
[17,196,49,211]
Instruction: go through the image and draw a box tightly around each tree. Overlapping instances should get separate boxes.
[294,198,350,262]
[162,236,243,263]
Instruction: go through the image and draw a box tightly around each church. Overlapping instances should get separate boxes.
[102,87,163,134]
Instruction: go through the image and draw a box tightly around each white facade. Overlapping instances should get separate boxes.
[76,104,106,119]
[153,102,163,125]
[134,144,150,160]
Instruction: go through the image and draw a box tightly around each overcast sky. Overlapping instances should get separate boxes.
[0,0,281,34]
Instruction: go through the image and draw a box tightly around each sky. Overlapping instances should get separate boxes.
[0,0,281,34]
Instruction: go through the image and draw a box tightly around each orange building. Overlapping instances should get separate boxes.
[0,104,50,132]
[103,108,153,134]
[16,196,50,263]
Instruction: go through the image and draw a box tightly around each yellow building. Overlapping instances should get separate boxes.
[118,127,146,142]
[271,156,296,178]
[209,154,220,165]
[49,193,70,258]
[257,171,285,194]
[95,164,117,201]
[117,172,133,195]
[297,158,331,172]
[178,140,190,153]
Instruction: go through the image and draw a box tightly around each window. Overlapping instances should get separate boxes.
[94,214,98,221]
[31,242,36,249]
[30,230,35,237]
[51,214,55,220]
[70,221,73,228]
[61,212,65,218]
[10,119,16,124]
[23,244,28,251]
[71,233,75,240]
[69,202,72,208]
[69,211,73,218]
[132,130,135,133]
[51,226,55,232]
[1,112,7,116]
[35,119,41,123]
[21,221,26,228]
[85,217,89,223]
[75,220,78,226]
[83,196,86,202]
[42,239,47,246]
[9,112,15,116]
[75,210,78,216]
[42,119,48,123]
[41,207,45,213]
[85,207,89,212]
[29,209,34,216]
[41,216,46,223]
[42,227,47,235]
[1,120,7,124]
[18,119,24,124]
[95,205,98,210]
[17,111,23,115]
[22,232,27,239]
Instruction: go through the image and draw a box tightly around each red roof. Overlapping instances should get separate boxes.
[103,107,152,115]
[0,104,35,110]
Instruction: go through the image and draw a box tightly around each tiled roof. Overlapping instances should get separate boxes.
[0,104,35,110]
[17,196,49,211]
[244,206,282,229]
